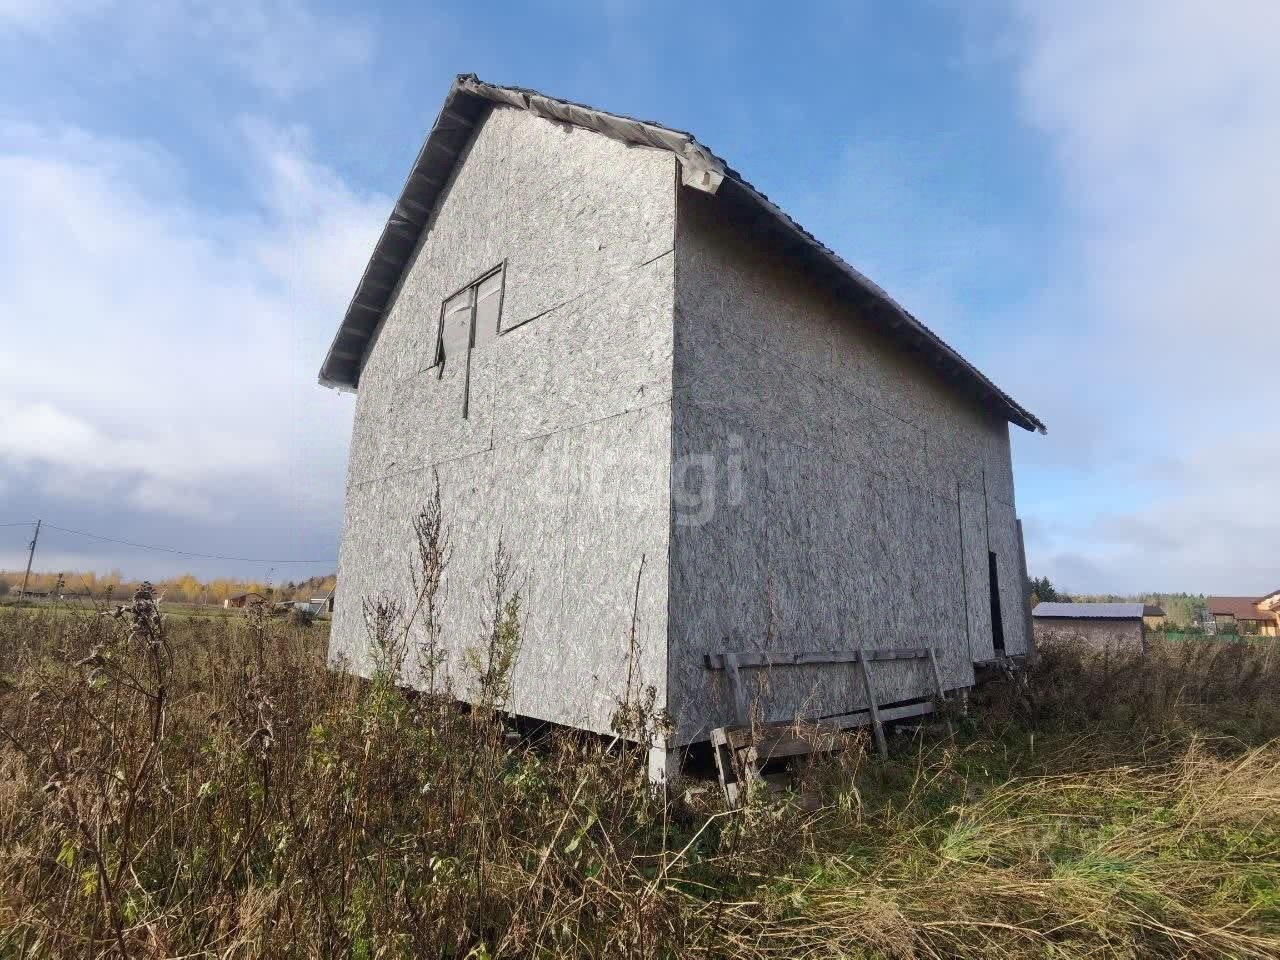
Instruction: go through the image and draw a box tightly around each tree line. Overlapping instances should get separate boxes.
[1026,576,1207,627]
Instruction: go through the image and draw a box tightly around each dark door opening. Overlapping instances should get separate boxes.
[988,551,1006,654]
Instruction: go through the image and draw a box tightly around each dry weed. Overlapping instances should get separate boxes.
[1,520,1278,957]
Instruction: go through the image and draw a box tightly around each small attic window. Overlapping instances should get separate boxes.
[433,263,506,368]
[433,263,506,418]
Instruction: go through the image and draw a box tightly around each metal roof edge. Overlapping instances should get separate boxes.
[717,175,1045,433]
[317,75,481,389]
[1032,602,1146,619]
[318,74,1046,435]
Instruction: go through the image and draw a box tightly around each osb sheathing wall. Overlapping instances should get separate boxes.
[330,106,677,736]
[668,189,1028,744]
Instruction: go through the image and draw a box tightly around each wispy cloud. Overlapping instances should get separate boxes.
[0,0,396,578]
[189,1,375,98]
[1004,0,1280,593]
[0,117,386,562]
[791,136,1034,350]
[0,0,105,32]
[0,0,373,97]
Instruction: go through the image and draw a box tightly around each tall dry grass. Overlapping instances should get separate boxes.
[2,554,1278,957]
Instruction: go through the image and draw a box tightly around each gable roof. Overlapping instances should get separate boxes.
[1142,604,1166,617]
[1032,602,1145,620]
[1207,596,1276,621]
[318,74,1045,434]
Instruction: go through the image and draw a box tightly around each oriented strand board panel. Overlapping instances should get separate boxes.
[331,105,676,736]
[958,484,994,663]
[346,254,676,488]
[333,403,671,734]
[666,401,971,743]
[987,495,1030,656]
[668,187,1007,743]
[346,106,677,488]
[673,190,1015,508]
[491,254,675,447]
[359,105,676,390]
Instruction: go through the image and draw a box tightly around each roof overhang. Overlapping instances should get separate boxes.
[319,74,1045,434]
[1032,602,1145,620]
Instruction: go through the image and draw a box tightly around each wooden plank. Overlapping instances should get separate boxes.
[752,729,845,762]
[710,727,741,808]
[724,720,846,762]
[714,719,855,811]
[927,647,954,736]
[715,704,937,806]
[722,652,749,727]
[825,700,935,730]
[855,650,888,760]
[723,727,755,751]
[705,647,929,671]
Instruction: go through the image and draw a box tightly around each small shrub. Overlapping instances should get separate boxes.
[286,605,315,627]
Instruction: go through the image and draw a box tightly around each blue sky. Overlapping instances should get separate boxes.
[1,0,1276,595]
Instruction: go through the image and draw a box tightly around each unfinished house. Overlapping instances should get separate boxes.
[320,76,1045,774]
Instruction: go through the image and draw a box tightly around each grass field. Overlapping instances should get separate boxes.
[2,592,1279,958]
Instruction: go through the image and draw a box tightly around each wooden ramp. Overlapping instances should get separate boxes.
[705,645,953,807]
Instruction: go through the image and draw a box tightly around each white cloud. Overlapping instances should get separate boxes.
[189,1,374,98]
[0,0,372,97]
[0,1,386,577]
[0,0,103,32]
[0,119,386,527]
[1005,0,1280,593]
[1030,439,1280,595]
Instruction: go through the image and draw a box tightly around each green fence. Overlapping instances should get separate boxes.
[1155,630,1277,644]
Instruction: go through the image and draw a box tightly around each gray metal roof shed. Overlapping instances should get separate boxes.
[1032,602,1146,620]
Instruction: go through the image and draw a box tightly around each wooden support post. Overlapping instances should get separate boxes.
[710,727,742,807]
[647,744,682,785]
[723,652,749,727]
[926,647,954,736]
[855,650,888,760]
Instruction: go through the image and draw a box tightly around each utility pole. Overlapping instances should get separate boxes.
[19,519,41,600]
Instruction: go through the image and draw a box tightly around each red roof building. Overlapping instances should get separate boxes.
[1206,594,1279,636]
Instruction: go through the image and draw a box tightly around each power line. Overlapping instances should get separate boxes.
[33,523,336,565]
[0,521,38,528]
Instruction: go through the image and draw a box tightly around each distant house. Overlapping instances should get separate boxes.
[309,595,335,615]
[1142,604,1167,630]
[223,592,267,609]
[1206,594,1279,637]
[1032,602,1148,651]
